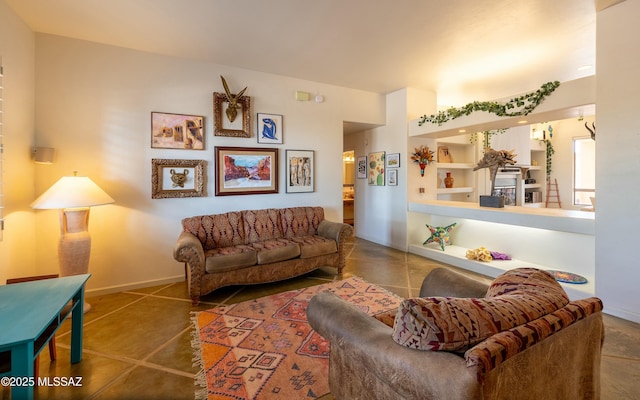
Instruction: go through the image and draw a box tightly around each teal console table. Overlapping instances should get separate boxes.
[0,274,90,400]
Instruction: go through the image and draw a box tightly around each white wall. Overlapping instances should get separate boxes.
[348,88,436,251]
[595,1,640,322]
[31,34,385,293]
[0,0,37,282]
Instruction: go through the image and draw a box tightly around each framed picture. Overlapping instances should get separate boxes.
[151,112,204,149]
[215,146,278,196]
[387,169,398,186]
[213,92,251,137]
[151,159,206,199]
[286,150,314,193]
[368,151,385,186]
[257,113,283,144]
[356,156,367,179]
[386,153,400,168]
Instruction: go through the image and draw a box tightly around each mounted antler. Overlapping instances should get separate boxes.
[220,75,248,123]
[585,121,596,140]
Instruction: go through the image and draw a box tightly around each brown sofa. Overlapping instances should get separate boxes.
[308,267,604,400]
[173,206,353,305]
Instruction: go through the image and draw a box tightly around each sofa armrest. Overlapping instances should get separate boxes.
[317,220,353,273]
[173,231,206,301]
[317,219,353,243]
[419,268,491,298]
[173,231,205,264]
[307,291,481,400]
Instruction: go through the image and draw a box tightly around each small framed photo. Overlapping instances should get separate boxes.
[151,159,206,199]
[215,146,278,196]
[387,169,398,186]
[257,113,283,144]
[286,150,314,193]
[386,153,400,168]
[151,112,204,149]
[356,156,367,179]
[213,92,251,137]
[368,151,385,186]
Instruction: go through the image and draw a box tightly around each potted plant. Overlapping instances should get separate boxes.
[473,148,517,208]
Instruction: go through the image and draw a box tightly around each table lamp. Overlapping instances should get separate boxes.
[31,172,114,311]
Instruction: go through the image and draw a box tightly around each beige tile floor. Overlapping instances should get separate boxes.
[3,238,639,399]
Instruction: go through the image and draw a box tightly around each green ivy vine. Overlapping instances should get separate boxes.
[544,139,555,180]
[469,129,506,152]
[417,81,561,126]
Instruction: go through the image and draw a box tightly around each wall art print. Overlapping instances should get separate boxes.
[286,150,314,193]
[257,113,283,144]
[387,169,398,186]
[368,151,385,186]
[151,112,204,149]
[151,159,206,199]
[215,146,278,196]
[356,156,367,179]
[386,153,400,168]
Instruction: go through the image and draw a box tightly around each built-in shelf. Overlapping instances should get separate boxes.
[436,187,474,195]
[408,200,594,235]
[409,243,594,301]
[524,183,542,189]
[435,162,474,169]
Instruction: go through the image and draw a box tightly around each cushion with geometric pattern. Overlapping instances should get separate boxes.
[391,268,569,352]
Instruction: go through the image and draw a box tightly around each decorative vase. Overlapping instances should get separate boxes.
[444,172,454,188]
[419,163,426,177]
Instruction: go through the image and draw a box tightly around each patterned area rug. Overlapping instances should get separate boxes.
[192,277,402,400]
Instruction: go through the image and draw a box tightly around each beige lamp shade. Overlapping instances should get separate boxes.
[31,175,115,209]
[31,173,114,313]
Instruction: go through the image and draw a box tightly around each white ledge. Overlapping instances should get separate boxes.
[409,76,596,139]
[409,244,594,301]
[408,200,595,235]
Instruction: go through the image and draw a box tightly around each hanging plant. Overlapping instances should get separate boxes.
[470,129,507,152]
[544,139,555,180]
[417,81,561,126]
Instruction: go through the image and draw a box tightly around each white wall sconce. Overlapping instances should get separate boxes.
[33,147,55,164]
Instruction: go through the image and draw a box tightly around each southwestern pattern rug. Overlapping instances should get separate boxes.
[192,277,402,400]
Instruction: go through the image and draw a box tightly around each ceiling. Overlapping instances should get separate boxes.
[6,0,616,117]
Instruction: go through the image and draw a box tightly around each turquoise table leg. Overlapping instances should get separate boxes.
[11,341,35,400]
[70,286,85,364]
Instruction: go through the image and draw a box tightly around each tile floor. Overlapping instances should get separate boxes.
[3,238,639,399]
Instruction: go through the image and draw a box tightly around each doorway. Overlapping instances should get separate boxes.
[343,150,355,225]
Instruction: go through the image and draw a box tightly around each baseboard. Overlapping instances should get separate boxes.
[86,275,185,297]
[602,305,640,324]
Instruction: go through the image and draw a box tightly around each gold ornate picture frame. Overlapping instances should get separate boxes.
[213,93,251,137]
[151,159,207,199]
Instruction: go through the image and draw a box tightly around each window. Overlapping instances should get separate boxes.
[573,136,595,206]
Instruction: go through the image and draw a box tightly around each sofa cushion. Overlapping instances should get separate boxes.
[280,207,324,238]
[182,212,245,251]
[242,208,283,244]
[392,268,569,352]
[247,239,301,264]
[290,235,337,258]
[204,246,257,273]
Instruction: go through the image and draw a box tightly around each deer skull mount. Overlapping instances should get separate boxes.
[584,121,596,141]
[220,75,248,123]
